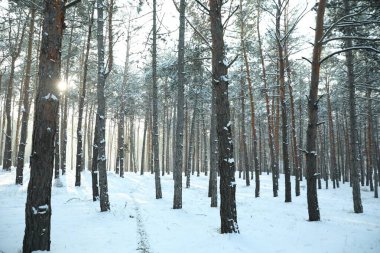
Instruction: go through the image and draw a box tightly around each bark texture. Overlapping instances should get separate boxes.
[96,0,110,211]
[306,0,326,221]
[210,0,238,233]
[343,0,363,213]
[23,1,65,251]
[173,0,185,209]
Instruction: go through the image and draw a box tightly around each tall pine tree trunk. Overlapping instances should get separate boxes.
[141,110,148,175]
[240,1,260,195]
[61,12,75,175]
[367,90,377,198]
[23,1,65,251]
[210,0,238,233]
[75,5,94,186]
[186,99,198,188]
[96,0,110,211]
[209,87,218,207]
[257,0,278,196]
[276,0,291,202]
[16,7,36,184]
[3,57,17,171]
[326,80,339,188]
[2,18,26,171]
[152,0,162,199]
[343,0,363,213]
[239,67,250,187]
[306,0,326,221]
[283,9,300,196]
[173,0,186,209]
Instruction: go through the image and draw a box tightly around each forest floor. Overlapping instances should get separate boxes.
[0,167,379,253]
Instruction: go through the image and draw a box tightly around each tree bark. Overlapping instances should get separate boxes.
[3,16,26,171]
[343,0,363,213]
[298,96,304,181]
[16,6,36,184]
[3,58,17,171]
[96,0,110,211]
[326,79,339,188]
[283,9,300,195]
[60,12,75,176]
[239,67,250,188]
[54,128,60,179]
[202,113,208,176]
[240,2,260,195]
[152,0,162,199]
[165,106,172,175]
[75,5,94,186]
[367,90,378,198]
[23,1,65,251]
[306,0,326,221]
[209,88,218,207]
[186,99,198,188]
[209,0,238,233]
[13,63,27,167]
[141,111,148,175]
[276,0,291,202]
[257,0,278,196]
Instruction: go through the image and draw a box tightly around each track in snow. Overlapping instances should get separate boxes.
[132,195,151,253]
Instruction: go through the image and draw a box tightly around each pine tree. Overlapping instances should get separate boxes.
[23,0,66,251]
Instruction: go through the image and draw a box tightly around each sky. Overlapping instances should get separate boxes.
[0,0,316,73]
[111,0,317,70]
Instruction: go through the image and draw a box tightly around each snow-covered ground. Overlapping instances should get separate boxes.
[0,167,379,253]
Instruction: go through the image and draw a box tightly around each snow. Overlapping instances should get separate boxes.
[32,204,49,215]
[42,93,58,101]
[223,158,235,164]
[223,58,229,67]
[220,75,229,82]
[0,167,379,253]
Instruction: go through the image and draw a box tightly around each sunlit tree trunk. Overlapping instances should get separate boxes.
[23,1,65,251]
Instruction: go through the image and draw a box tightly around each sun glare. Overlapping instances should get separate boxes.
[58,80,67,92]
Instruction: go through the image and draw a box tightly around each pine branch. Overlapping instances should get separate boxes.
[172,0,212,50]
[195,0,210,14]
[320,46,380,64]
[65,0,81,9]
